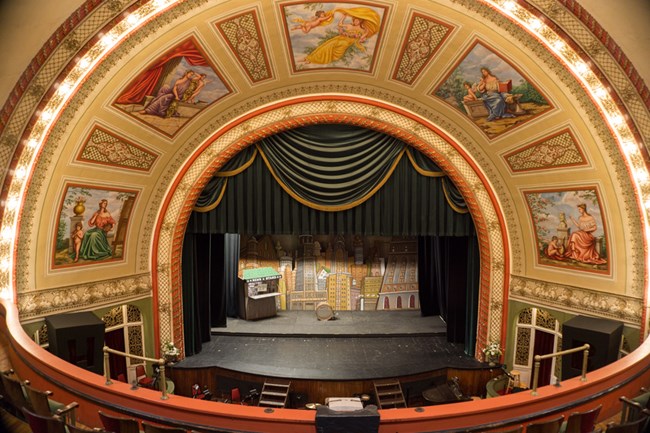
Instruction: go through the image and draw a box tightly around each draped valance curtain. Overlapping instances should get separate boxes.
[188,124,470,236]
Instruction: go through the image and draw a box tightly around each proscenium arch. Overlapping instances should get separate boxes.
[152,95,509,359]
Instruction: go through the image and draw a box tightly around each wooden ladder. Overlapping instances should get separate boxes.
[258,379,291,409]
[373,379,407,409]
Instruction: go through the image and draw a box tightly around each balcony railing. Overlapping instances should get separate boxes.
[531,343,590,395]
[102,346,169,400]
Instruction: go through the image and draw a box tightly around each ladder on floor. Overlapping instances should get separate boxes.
[373,379,407,409]
[258,378,291,409]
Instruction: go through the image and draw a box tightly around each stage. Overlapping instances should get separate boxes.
[173,311,482,381]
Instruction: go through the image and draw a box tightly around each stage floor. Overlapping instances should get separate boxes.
[174,311,482,380]
[212,310,447,336]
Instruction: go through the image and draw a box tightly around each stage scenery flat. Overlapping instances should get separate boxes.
[281,2,387,72]
[524,188,609,273]
[113,38,231,137]
[53,185,138,268]
[434,41,552,138]
[240,234,419,311]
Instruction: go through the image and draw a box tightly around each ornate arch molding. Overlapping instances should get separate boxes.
[153,96,509,359]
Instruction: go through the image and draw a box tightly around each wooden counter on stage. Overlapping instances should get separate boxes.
[238,268,281,321]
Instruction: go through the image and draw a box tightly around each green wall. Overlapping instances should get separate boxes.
[505,299,640,371]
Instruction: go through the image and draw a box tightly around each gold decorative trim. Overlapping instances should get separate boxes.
[510,275,642,326]
[18,273,151,321]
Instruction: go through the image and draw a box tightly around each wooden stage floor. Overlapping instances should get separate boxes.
[173,311,482,381]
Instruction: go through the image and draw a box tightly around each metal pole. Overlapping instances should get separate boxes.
[531,355,541,396]
[581,344,590,382]
[103,346,112,385]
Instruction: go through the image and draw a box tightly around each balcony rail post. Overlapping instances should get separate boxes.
[531,355,541,396]
[158,359,168,400]
[581,344,590,381]
[103,346,112,385]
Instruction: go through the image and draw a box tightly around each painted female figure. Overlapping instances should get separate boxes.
[563,204,607,265]
[139,70,195,118]
[304,7,380,65]
[477,67,515,121]
[79,199,116,261]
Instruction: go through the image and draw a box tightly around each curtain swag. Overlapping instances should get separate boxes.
[193,125,467,213]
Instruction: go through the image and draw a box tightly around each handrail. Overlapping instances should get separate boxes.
[531,343,589,396]
[103,346,169,400]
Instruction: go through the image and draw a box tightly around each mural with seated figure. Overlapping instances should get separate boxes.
[113,37,232,137]
[524,187,609,274]
[434,40,552,139]
[53,184,138,268]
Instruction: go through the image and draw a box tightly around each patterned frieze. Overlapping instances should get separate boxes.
[18,273,151,320]
[510,274,642,326]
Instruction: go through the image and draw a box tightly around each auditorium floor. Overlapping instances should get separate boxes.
[175,310,481,380]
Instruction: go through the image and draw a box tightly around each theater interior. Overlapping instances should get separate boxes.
[0,1,650,432]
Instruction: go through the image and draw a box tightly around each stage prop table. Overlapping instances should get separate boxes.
[238,267,282,321]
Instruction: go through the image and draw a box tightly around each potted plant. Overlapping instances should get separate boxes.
[161,341,180,363]
[483,342,502,366]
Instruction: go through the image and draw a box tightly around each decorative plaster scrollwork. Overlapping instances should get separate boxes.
[510,275,642,325]
[17,273,151,320]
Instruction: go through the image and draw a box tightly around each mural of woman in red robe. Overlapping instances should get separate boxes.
[563,204,607,265]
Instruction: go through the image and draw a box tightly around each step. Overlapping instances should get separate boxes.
[262,391,289,397]
[259,399,286,407]
[380,398,406,406]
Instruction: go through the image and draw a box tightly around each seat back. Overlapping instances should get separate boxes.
[606,416,649,433]
[24,382,54,417]
[21,406,67,433]
[564,405,602,433]
[231,387,241,403]
[527,415,565,433]
[66,423,110,433]
[494,425,524,433]
[98,410,141,433]
[142,420,188,433]
[2,373,31,412]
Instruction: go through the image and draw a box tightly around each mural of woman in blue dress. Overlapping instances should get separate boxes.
[477,67,515,121]
[79,199,116,260]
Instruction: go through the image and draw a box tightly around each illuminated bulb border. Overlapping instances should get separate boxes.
[0,0,647,325]
[0,1,180,300]
[484,0,650,329]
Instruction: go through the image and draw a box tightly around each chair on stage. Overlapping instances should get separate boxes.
[21,406,67,433]
[526,415,565,433]
[142,420,188,433]
[136,364,155,388]
[230,387,241,404]
[559,404,602,433]
[98,410,141,433]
